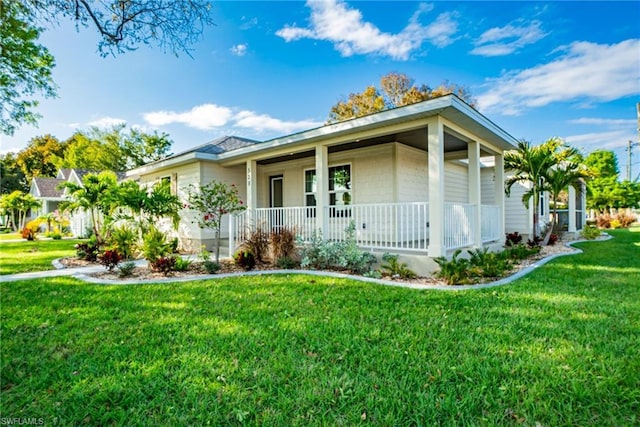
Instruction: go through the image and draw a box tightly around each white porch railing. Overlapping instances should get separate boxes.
[481,204,501,243]
[232,202,502,255]
[444,203,475,250]
[325,202,429,251]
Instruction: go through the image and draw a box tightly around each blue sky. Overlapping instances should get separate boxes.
[2,1,640,178]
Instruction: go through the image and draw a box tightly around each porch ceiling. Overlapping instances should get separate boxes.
[255,127,487,165]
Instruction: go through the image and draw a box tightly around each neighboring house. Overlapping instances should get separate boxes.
[128,95,531,273]
[30,168,97,237]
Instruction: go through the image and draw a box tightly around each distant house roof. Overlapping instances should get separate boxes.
[31,177,65,198]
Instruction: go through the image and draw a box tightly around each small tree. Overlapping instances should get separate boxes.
[0,190,41,231]
[186,181,246,262]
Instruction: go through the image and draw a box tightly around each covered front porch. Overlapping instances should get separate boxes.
[218,99,513,259]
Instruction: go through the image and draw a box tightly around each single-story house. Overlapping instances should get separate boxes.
[127,95,585,273]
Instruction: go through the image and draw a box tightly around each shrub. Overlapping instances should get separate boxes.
[580,225,601,240]
[615,212,636,228]
[234,249,256,270]
[363,270,382,279]
[203,260,221,274]
[173,257,192,272]
[270,227,297,262]
[108,225,137,260]
[299,223,377,274]
[434,250,473,285]
[98,249,123,271]
[169,237,180,253]
[505,231,523,247]
[596,213,611,228]
[141,226,171,264]
[467,247,511,278]
[381,253,416,279]
[548,233,559,246]
[243,227,269,262]
[276,256,298,269]
[505,243,540,260]
[75,238,100,262]
[150,256,176,275]
[609,219,621,229]
[527,236,542,248]
[50,232,62,240]
[118,261,136,278]
[21,226,36,241]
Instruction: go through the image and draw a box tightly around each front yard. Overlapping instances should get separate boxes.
[0,229,638,425]
[0,239,84,274]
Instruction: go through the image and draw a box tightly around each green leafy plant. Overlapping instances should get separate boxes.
[118,261,136,278]
[435,250,473,285]
[234,249,256,271]
[505,243,541,260]
[203,260,221,274]
[141,225,171,264]
[363,269,382,279]
[75,237,100,262]
[381,253,416,279]
[467,247,511,278]
[580,225,601,240]
[49,232,62,240]
[275,256,298,269]
[173,256,192,272]
[107,224,137,260]
[98,249,123,271]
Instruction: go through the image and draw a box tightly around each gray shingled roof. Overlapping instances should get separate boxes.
[173,135,260,158]
[33,178,65,198]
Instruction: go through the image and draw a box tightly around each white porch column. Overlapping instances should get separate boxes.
[581,181,587,229]
[315,145,329,236]
[246,159,257,226]
[494,153,505,239]
[468,141,482,247]
[568,185,577,232]
[427,118,446,257]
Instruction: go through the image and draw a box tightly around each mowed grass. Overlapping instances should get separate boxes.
[0,239,83,274]
[0,233,21,241]
[1,230,638,425]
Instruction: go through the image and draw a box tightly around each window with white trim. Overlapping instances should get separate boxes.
[304,164,352,213]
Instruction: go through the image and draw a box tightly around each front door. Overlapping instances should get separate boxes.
[270,176,284,229]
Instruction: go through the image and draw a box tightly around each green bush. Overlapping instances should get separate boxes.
[275,256,299,269]
[434,250,474,285]
[118,261,136,278]
[108,225,137,260]
[381,253,416,279]
[505,243,540,260]
[173,257,192,272]
[75,237,100,262]
[299,223,377,274]
[141,226,171,264]
[203,260,221,274]
[580,225,601,240]
[467,247,511,278]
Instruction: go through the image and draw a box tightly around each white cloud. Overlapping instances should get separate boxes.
[568,118,636,126]
[239,16,258,30]
[143,104,323,135]
[87,116,127,128]
[276,0,458,60]
[143,104,233,130]
[471,20,547,56]
[230,44,248,56]
[477,39,640,115]
[564,130,636,151]
[233,110,323,133]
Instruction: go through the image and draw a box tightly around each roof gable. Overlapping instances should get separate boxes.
[31,178,65,198]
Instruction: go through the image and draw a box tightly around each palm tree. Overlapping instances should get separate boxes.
[543,160,591,244]
[505,139,557,238]
[60,171,118,243]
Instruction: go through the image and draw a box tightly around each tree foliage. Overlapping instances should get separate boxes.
[16,134,66,179]
[1,0,214,134]
[0,1,56,135]
[0,153,28,193]
[328,72,475,123]
[186,181,246,262]
[0,190,41,231]
[584,150,640,211]
[504,137,581,238]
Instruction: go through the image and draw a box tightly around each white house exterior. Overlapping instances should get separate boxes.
[128,95,522,272]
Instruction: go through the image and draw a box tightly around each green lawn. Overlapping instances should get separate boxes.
[0,239,83,274]
[1,230,638,425]
[0,232,21,241]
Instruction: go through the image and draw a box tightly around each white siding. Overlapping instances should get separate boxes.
[481,168,496,205]
[444,162,468,203]
[505,180,531,235]
[396,144,428,202]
